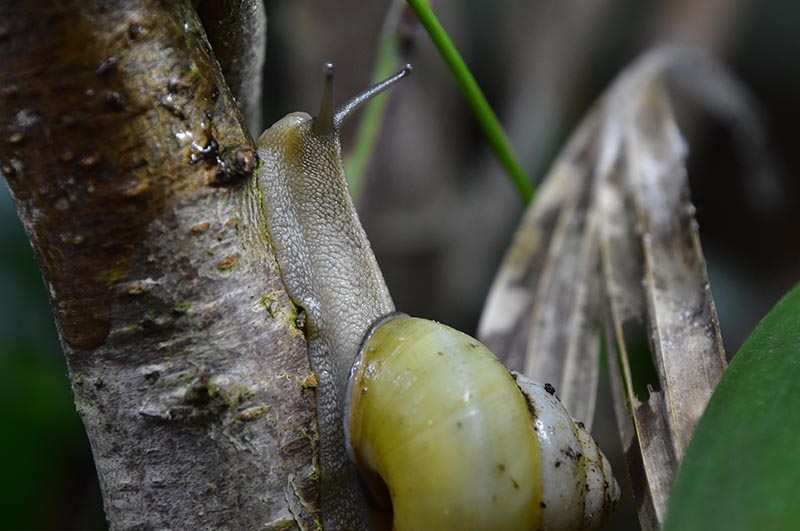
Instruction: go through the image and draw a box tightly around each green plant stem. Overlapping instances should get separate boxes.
[406,0,534,203]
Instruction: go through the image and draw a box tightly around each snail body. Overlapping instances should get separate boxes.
[257,64,406,529]
[257,64,619,530]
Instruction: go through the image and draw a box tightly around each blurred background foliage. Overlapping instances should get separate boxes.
[1,0,799,528]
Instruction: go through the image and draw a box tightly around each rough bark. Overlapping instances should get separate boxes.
[0,1,318,529]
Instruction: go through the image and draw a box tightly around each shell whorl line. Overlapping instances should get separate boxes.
[514,374,620,530]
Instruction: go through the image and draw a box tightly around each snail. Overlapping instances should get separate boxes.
[256,64,619,530]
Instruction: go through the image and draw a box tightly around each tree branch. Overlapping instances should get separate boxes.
[0,1,318,529]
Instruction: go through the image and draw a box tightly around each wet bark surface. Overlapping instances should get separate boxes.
[0,1,318,529]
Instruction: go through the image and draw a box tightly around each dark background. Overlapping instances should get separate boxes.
[1,1,798,528]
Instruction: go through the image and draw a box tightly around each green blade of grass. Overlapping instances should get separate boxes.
[406,0,534,203]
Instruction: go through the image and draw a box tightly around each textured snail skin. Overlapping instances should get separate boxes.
[346,317,543,531]
[257,113,394,530]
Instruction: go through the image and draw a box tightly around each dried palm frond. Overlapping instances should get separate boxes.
[478,45,769,529]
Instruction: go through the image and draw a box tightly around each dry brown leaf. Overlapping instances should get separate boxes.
[478,112,603,427]
[477,45,763,529]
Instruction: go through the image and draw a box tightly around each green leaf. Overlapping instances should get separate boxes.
[664,283,800,531]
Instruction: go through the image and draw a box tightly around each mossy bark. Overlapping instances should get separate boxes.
[0,1,318,529]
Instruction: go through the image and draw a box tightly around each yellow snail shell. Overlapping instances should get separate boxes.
[345,315,620,531]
